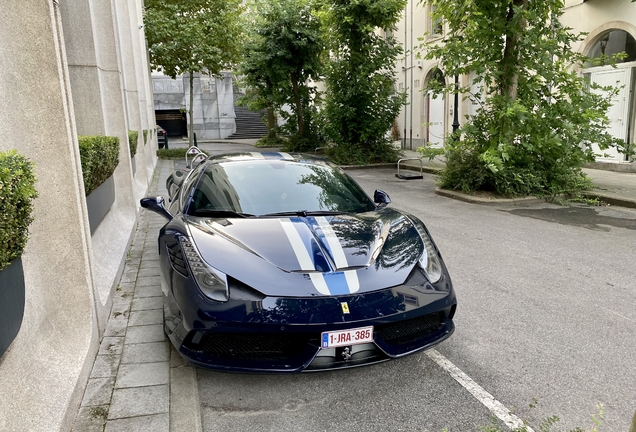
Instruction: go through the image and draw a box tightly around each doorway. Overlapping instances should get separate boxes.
[425,68,446,148]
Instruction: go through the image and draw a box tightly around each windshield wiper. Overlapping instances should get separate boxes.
[192,209,254,218]
[259,210,344,218]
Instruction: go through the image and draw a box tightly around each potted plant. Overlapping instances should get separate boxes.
[78,135,119,233]
[129,130,139,175]
[0,150,38,358]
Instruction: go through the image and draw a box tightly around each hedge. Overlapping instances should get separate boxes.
[0,151,38,271]
[128,130,139,157]
[156,148,209,159]
[143,129,148,146]
[78,135,120,196]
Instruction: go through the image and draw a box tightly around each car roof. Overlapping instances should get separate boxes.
[204,152,332,166]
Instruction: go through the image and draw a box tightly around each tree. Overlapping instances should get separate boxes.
[320,0,407,164]
[144,0,244,147]
[239,0,325,148]
[421,0,622,196]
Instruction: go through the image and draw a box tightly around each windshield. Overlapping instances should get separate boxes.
[186,160,376,217]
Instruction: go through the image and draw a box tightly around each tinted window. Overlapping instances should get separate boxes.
[187,160,375,216]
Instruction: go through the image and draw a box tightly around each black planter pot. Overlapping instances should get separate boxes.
[0,258,25,358]
[86,175,115,234]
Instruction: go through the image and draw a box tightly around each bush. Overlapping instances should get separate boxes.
[128,130,139,157]
[0,151,38,271]
[326,141,401,165]
[78,135,120,196]
[143,129,148,145]
[255,136,287,148]
[156,148,208,159]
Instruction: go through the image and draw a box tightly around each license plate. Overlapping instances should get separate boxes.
[321,326,374,349]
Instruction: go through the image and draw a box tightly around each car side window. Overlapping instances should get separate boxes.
[179,168,204,213]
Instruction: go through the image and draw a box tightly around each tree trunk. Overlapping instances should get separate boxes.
[267,105,276,139]
[189,72,194,147]
[500,0,528,101]
[291,72,304,137]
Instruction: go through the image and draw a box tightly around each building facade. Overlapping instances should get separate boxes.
[0,1,156,430]
[152,72,237,140]
[393,0,636,171]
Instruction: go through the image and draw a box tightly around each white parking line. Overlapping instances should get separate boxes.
[426,349,534,432]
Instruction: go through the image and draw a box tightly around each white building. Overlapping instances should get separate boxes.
[393,0,635,171]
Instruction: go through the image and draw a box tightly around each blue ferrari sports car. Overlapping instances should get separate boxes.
[141,151,456,372]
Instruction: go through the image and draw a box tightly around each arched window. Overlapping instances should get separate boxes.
[587,30,636,65]
[431,68,445,86]
[424,68,446,148]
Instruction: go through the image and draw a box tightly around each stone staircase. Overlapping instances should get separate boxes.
[227,88,269,139]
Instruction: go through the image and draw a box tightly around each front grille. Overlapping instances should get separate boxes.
[166,242,188,277]
[200,333,313,361]
[375,312,445,346]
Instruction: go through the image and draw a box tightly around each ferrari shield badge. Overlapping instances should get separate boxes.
[341,302,350,314]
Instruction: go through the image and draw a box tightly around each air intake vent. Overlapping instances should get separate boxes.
[200,333,312,361]
[166,241,188,277]
[376,312,445,346]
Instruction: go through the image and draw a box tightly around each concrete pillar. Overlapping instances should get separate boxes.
[113,0,149,203]
[0,1,97,430]
[60,0,140,331]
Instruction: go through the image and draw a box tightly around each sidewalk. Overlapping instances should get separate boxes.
[73,160,201,432]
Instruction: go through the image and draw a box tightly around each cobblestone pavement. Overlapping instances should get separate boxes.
[73,160,199,432]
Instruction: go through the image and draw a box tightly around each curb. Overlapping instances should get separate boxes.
[434,188,543,206]
[581,190,636,209]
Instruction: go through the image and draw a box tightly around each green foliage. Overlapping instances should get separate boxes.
[145,0,244,147]
[417,144,444,161]
[128,130,139,157]
[239,0,325,142]
[0,151,38,271]
[143,129,148,145]
[326,139,401,165]
[320,0,407,164]
[156,148,209,159]
[255,136,287,148]
[78,136,120,196]
[421,0,622,197]
[144,0,244,79]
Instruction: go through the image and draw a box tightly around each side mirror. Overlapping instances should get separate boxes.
[373,190,391,208]
[140,196,173,221]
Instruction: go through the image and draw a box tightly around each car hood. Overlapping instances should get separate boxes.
[186,208,425,297]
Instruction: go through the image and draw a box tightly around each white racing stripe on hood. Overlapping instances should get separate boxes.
[315,216,348,269]
[249,152,266,159]
[309,273,331,296]
[344,270,360,294]
[281,217,360,296]
[279,219,314,271]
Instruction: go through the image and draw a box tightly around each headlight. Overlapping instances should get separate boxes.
[179,238,229,302]
[407,217,443,283]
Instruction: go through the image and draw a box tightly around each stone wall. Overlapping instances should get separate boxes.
[0,0,156,430]
[153,71,236,140]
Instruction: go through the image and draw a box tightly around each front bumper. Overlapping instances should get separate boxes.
[164,275,457,372]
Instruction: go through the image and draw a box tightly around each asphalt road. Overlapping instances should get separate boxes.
[194,161,635,431]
